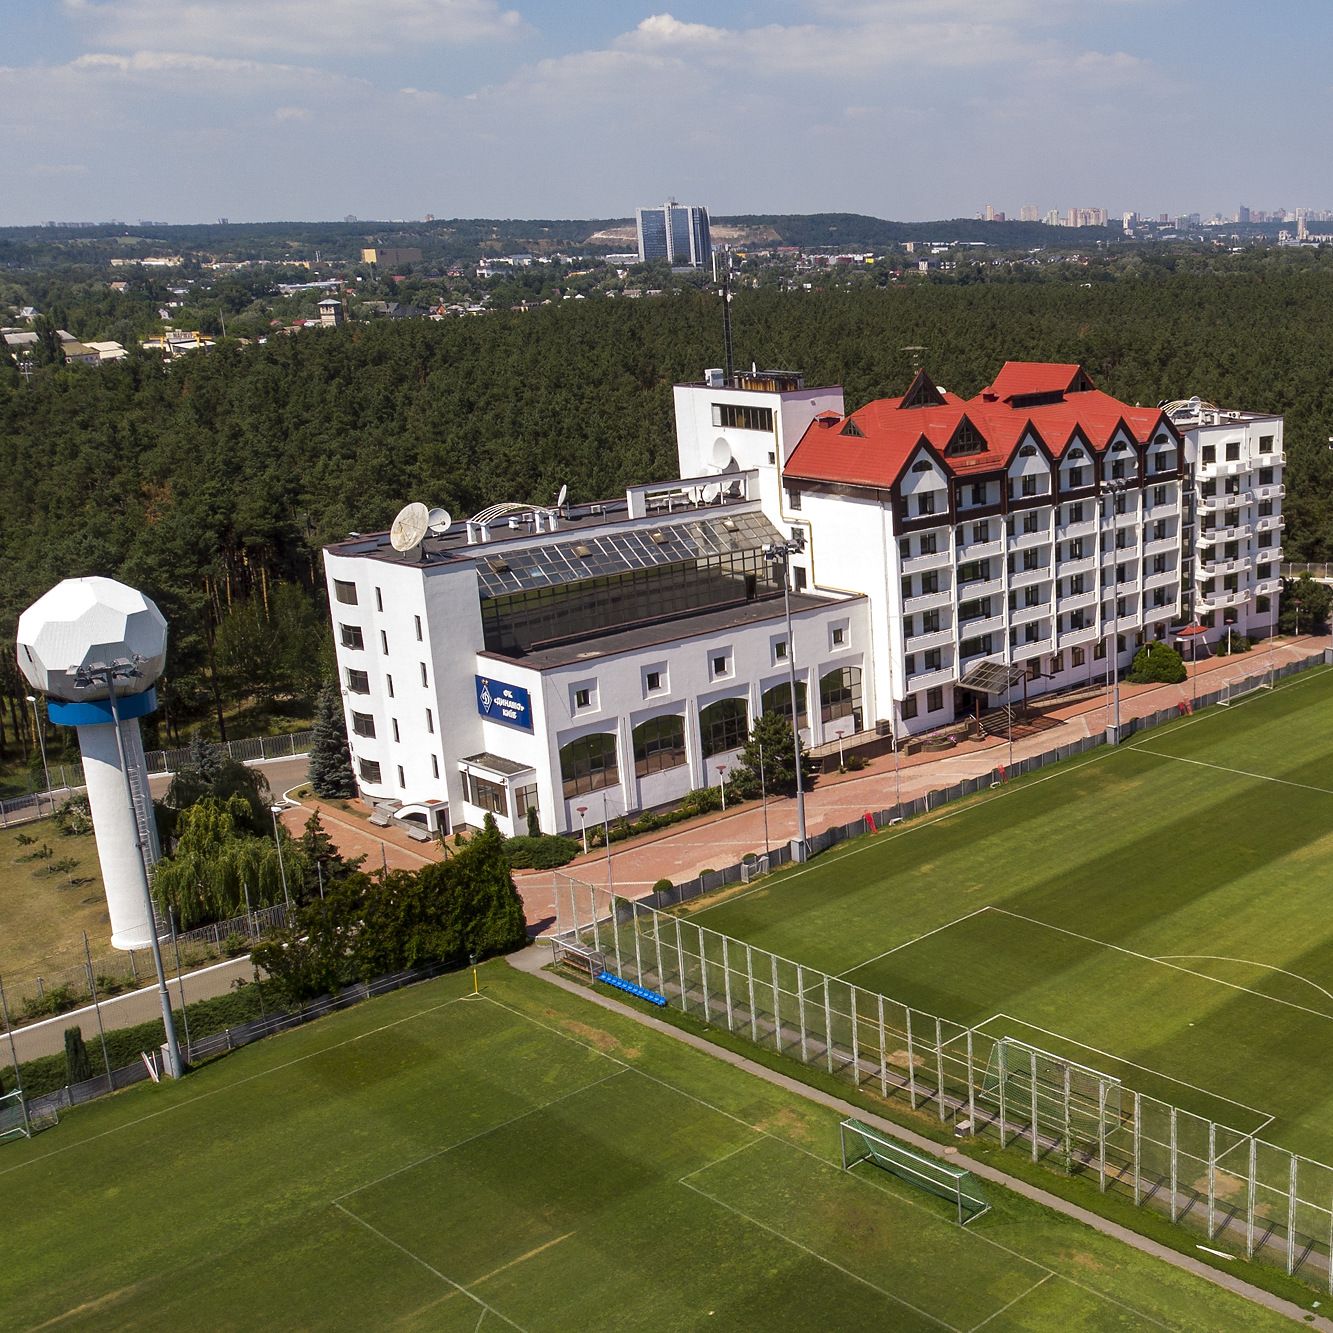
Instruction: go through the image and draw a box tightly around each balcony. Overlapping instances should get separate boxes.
[1198,490,1251,511]
[958,574,1005,600]
[1198,524,1252,545]
[1007,528,1051,552]
[1197,555,1251,579]
[1056,553,1097,579]
[1114,507,1139,529]
[1011,600,1050,625]
[958,611,1006,640]
[956,536,1004,562]
[1015,635,1055,659]
[1142,535,1177,557]
[905,626,953,654]
[1058,625,1099,648]
[900,547,951,576]
[1200,458,1247,478]
[1253,483,1285,503]
[1143,567,1178,590]
[1255,513,1284,534]
[1144,499,1180,520]
[905,666,955,694]
[1057,518,1097,542]
[903,587,952,615]
[1057,590,1096,616]
[1254,578,1281,597]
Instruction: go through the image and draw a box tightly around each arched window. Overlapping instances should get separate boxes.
[820,666,863,731]
[633,715,686,777]
[761,681,808,728]
[559,733,618,798]
[699,697,748,759]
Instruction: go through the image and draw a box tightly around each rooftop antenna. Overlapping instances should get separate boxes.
[556,483,568,512]
[902,345,928,373]
[390,501,430,559]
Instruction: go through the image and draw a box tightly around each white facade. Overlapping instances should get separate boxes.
[1167,401,1285,645]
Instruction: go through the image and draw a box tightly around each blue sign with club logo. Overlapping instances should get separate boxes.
[475,675,533,731]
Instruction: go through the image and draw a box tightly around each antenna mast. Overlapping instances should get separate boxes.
[720,252,735,386]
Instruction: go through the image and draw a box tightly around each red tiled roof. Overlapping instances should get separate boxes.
[784,363,1170,490]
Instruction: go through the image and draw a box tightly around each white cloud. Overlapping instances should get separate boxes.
[61,0,526,58]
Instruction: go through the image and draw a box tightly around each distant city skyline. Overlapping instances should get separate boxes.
[3,3,1332,225]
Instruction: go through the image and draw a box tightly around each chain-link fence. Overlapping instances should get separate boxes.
[553,881,1333,1291]
[1,904,289,1030]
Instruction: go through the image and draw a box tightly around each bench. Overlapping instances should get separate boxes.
[368,808,392,827]
[405,826,433,843]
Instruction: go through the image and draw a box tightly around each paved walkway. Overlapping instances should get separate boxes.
[511,944,1329,1329]
[288,635,1327,936]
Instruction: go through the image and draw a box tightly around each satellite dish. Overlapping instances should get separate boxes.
[711,437,733,469]
[390,502,430,554]
[427,507,452,534]
[702,482,721,504]
[557,483,568,510]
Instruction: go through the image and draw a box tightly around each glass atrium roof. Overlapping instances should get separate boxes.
[473,511,784,599]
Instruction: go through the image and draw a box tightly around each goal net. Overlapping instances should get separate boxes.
[1219,665,1274,707]
[839,1118,989,1225]
[0,1087,31,1143]
[979,1038,1123,1163]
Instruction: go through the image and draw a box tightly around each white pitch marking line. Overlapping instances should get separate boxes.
[677,1175,961,1332]
[991,906,1333,1027]
[1125,745,1333,795]
[967,1272,1054,1333]
[836,906,993,979]
[984,1011,1273,1125]
[333,1201,526,1332]
[1155,955,1333,1005]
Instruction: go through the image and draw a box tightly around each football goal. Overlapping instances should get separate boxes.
[1218,663,1275,707]
[979,1037,1123,1167]
[0,1087,31,1143]
[839,1118,989,1225]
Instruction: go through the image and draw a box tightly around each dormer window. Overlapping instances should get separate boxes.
[1019,444,1038,457]
[911,459,933,473]
[947,419,985,456]
[840,419,864,437]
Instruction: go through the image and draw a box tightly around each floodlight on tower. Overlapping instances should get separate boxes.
[16,575,183,1077]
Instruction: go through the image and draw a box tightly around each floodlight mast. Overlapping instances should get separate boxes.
[1100,478,1129,742]
[75,659,183,1081]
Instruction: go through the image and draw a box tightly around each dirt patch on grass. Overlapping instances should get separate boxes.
[1061,1248,1109,1274]
[885,1048,925,1071]
[756,1105,816,1144]
[561,1019,634,1059]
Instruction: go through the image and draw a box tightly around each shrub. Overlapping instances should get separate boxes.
[1126,643,1186,684]
[844,753,869,772]
[222,932,249,958]
[525,805,541,838]
[64,1027,92,1083]
[503,834,580,869]
[1217,634,1252,656]
[652,878,673,894]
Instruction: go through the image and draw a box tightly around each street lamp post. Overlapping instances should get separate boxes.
[269,805,293,912]
[835,728,846,770]
[757,739,770,856]
[717,763,728,811]
[25,694,52,810]
[80,661,183,1081]
[1100,478,1129,742]
[577,804,588,855]
[764,535,809,860]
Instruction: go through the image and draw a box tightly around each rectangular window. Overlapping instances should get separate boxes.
[392,718,400,743]
[712,402,774,432]
[380,629,388,654]
[1201,444,1216,464]
[793,566,808,591]
[414,614,423,641]
[1025,584,1042,606]
[515,782,539,826]
[397,765,406,788]
[712,653,730,677]
[924,649,942,671]
[901,696,918,720]
[466,772,508,816]
[1068,538,1084,559]
[775,639,788,660]
[786,487,803,511]
[420,662,428,687]
[340,624,364,650]
[1022,511,1039,534]
[1023,549,1041,571]
[1072,647,1085,667]
[1020,475,1038,497]
[1226,441,1241,462]
[375,587,383,612]
[971,482,986,505]
[921,570,940,594]
[899,537,911,560]
[1069,502,1084,522]
[634,715,687,776]
[426,707,434,733]
[926,687,944,712]
[431,754,439,779]
[351,711,375,738]
[386,674,394,699]
[646,669,663,692]
[1067,467,1085,488]
[831,627,845,646]
[1259,435,1274,454]
[918,491,936,516]
[574,687,591,709]
[358,758,381,783]
[334,579,358,605]
[922,532,938,554]
[346,668,370,694]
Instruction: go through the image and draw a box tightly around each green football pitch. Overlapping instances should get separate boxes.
[1,963,1292,1330]
[688,665,1333,1167]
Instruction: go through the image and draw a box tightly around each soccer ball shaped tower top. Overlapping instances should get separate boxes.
[16,576,167,950]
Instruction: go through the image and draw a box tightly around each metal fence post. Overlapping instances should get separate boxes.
[1169,1107,1179,1222]
[1246,1138,1257,1258]
[700,931,712,1023]
[653,913,665,994]
[771,953,782,1054]
[631,903,644,984]
[1062,1065,1073,1176]
[611,894,623,971]
[935,1018,946,1123]
[1207,1122,1217,1238]
[1029,1049,1040,1163]
[674,917,687,1011]
[997,1043,1008,1147]
[878,993,888,1098]
[906,1009,917,1109]
[722,935,734,1032]
[745,943,756,1043]
[1287,1156,1298,1275]
[1133,1093,1142,1205]
[823,977,834,1074]
[850,987,860,1085]
[1097,1080,1108,1191]
[588,883,601,953]
[796,965,808,1064]
[965,1029,976,1130]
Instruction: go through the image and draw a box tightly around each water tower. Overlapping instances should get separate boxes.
[16,576,183,1077]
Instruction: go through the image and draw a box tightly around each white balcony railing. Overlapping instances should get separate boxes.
[904,666,955,694]
[904,626,953,654]
[902,588,952,615]
[900,547,951,576]
[1009,566,1051,590]
[956,537,1004,562]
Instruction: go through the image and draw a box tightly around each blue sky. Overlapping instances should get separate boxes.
[1,1,1327,225]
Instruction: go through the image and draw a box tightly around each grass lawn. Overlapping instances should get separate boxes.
[686,666,1333,1168]
[0,961,1292,1331]
[0,818,108,984]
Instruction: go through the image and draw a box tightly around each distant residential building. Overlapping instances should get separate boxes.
[635,201,712,267]
[83,341,129,363]
[317,297,345,327]
[361,247,423,266]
